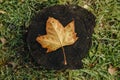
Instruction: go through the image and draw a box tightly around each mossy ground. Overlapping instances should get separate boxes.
[0,0,120,80]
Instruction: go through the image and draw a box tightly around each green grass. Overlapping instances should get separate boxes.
[0,0,120,80]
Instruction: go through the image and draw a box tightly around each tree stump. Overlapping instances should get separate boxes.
[27,5,96,70]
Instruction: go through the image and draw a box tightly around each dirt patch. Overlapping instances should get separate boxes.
[27,5,96,70]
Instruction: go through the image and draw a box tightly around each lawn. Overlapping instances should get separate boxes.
[0,0,120,80]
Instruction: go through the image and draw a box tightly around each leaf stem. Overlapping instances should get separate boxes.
[61,46,67,65]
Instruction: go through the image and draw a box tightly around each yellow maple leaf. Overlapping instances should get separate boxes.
[108,64,117,75]
[36,17,78,52]
[36,17,78,65]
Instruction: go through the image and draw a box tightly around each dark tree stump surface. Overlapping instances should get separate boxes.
[27,5,96,70]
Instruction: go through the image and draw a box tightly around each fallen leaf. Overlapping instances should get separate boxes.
[0,10,6,14]
[36,17,78,65]
[108,64,117,75]
[36,17,78,53]
[83,4,89,9]
[7,62,17,69]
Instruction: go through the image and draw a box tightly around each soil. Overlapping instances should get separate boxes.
[26,5,96,70]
